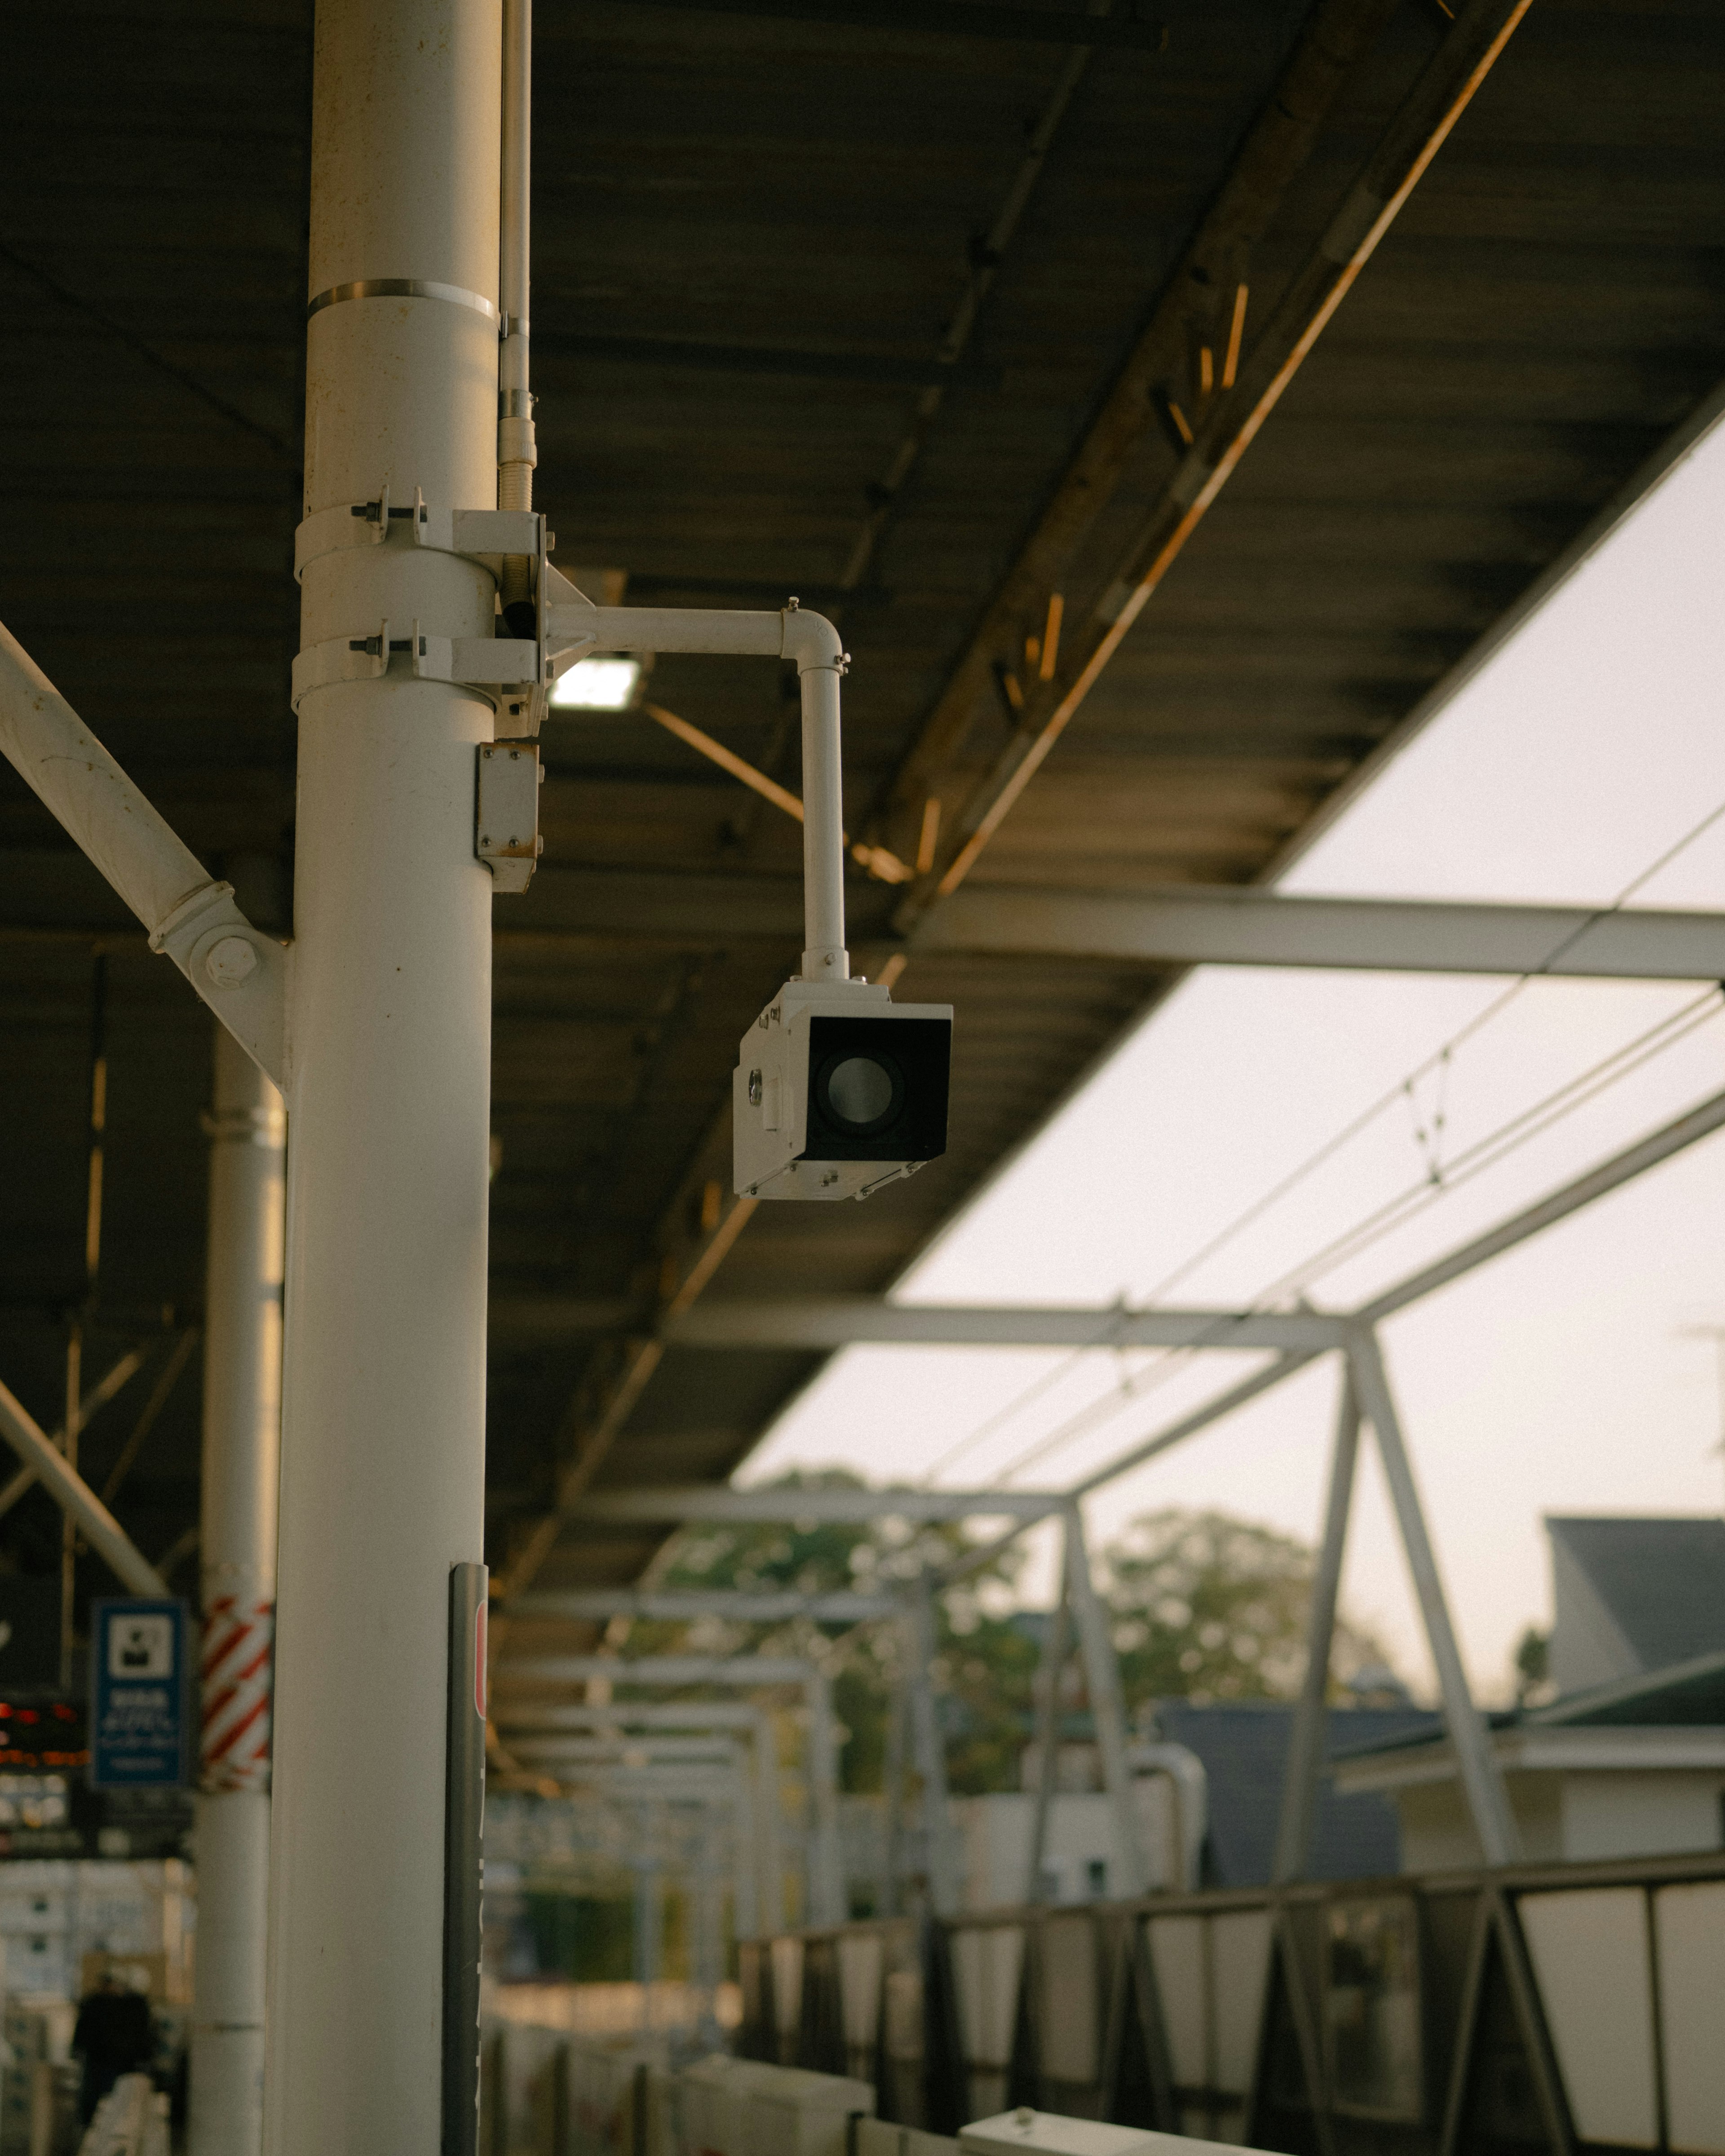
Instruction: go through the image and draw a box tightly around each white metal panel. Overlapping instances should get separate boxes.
[1039,1915,1100,2086]
[1655,1881,1725,2155]
[838,1933,884,2057]
[1146,1916,1206,2088]
[1211,1911,1273,2097]
[1519,1888,1658,2149]
[772,1938,806,2042]
[952,1925,1024,2069]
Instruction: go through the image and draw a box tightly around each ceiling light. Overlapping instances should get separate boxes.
[550,655,641,711]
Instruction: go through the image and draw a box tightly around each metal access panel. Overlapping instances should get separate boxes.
[474,742,543,893]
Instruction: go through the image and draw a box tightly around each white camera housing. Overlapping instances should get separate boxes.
[733,976,953,1202]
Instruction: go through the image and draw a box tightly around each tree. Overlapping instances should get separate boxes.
[626,1480,1400,1803]
[1099,1507,1397,1712]
[644,1469,1030,1794]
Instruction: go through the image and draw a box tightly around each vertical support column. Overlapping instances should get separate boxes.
[753,1710,786,1936]
[805,1674,845,1925]
[443,1564,488,2156]
[268,2,500,2148]
[1024,1590,1070,1904]
[191,1028,285,2156]
[1271,1367,1359,1886]
[881,1677,907,1920]
[729,1754,758,1944]
[906,1581,958,1917]
[632,1833,662,2031]
[1347,1325,1520,1868]
[1063,1505,1148,1900]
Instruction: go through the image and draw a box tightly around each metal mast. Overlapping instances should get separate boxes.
[265,0,500,2146]
[192,1027,285,2155]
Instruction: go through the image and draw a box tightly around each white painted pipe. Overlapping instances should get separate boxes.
[0,626,285,1082]
[569,602,849,978]
[191,1027,284,2156]
[0,1379,165,1596]
[266,0,499,2147]
[0,623,210,930]
[496,0,535,630]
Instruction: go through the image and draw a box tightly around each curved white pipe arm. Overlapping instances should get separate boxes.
[0,620,287,1083]
[545,575,851,980]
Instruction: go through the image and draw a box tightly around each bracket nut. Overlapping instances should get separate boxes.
[205,936,259,990]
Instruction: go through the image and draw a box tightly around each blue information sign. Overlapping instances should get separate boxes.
[88,1599,193,1790]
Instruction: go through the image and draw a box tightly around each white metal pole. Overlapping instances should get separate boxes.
[1062,1505,1149,1899]
[1025,1589,1070,1904]
[267,1,500,2147]
[805,1674,845,1925]
[1271,1367,1358,1886]
[495,0,535,628]
[796,649,848,981]
[905,1583,959,1917]
[1346,1324,1521,1868]
[191,1027,285,2156]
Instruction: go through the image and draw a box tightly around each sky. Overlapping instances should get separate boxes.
[740,406,1725,1708]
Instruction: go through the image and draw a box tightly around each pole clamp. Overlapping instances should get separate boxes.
[290,618,541,713]
[293,487,554,731]
[293,486,542,582]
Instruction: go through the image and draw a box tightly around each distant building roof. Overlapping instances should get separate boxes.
[1145,1701,1439,1888]
[1548,1515,1725,1693]
[1528,1646,1725,1730]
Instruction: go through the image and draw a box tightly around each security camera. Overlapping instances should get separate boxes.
[535,576,955,1203]
[734,976,952,1202]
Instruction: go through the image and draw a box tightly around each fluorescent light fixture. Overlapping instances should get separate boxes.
[550,655,641,711]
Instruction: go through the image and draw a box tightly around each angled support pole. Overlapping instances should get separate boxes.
[906,1580,960,1917]
[0,625,285,1084]
[1272,1363,1361,1884]
[1346,1323,1520,1867]
[1025,1584,1071,1904]
[0,1376,166,1596]
[1063,1503,1149,1899]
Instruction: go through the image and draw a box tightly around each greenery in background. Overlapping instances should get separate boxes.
[611,1472,1399,1798]
[1101,1508,1396,1705]
[525,1890,688,1984]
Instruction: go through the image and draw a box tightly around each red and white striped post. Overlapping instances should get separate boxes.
[191,1027,285,2156]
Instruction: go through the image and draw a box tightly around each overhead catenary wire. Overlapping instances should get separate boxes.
[988,981,1725,1488]
[922,787,1725,1489]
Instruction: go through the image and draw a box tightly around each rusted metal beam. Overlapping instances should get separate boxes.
[874,0,1535,929]
[864,0,1400,878]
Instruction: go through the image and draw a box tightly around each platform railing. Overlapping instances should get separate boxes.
[736,1848,1725,2156]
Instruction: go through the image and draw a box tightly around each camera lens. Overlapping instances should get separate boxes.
[825,1055,895,1129]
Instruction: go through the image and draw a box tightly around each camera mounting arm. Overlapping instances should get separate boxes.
[544,574,850,983]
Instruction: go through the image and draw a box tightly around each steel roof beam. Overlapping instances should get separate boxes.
[508,1587,898,1622]
[915,888,1725,982]
[611,0,1174,51]
[871,0,1531,919]
[859,0,1400,882]
[651,1301,1342,1352]
[572,1486,1066,1525]
[491,871,1725,983]
[491,1703,768,1732]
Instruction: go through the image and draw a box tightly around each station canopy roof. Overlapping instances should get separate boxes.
[3,0,1723,1646]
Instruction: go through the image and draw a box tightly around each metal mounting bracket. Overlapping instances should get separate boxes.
[475,742,544,894]
[292,490,554,732]
[292,488,542,583]
[290,617,540,713]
